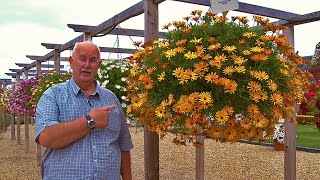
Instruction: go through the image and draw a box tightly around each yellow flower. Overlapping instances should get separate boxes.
[250,46,264,53]
[207,43,221,51]
[215,110,229,124]
[155,106,166,118]
[242,50,251,55]
[235,66,246,73]
[267,80,278,91]
[198,92,212,105]
[164,49,176,59]
[173,67,183,78]
[243,32,257,38]
[271,92,283,105]
[223,45,237,53]
[130,66,139,76]
[184,51,197,60]
[250,71,269,80]
[247,81,261,92]
[205,72,219,83]
[190,37,202,45]
[223,66,235,76]
[157,72,166,81]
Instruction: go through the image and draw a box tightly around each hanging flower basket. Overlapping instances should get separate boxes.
[126,10,311,145]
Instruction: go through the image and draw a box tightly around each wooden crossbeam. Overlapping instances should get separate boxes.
[172,0,299,20]
[67,26,166,39]
[38,44,137,54]
[276,11,320,26]
[16,63,64,69]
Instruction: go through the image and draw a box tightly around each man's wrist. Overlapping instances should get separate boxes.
[85,115,95,129]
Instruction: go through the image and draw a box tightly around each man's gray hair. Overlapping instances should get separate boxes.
[72,41,101,57]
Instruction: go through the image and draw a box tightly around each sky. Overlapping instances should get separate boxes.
[0,0,319,80]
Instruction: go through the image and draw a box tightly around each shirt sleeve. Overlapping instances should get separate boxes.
[116,99,134,151]
[35,88,60,143]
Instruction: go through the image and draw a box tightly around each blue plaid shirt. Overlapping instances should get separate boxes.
[35,77,133,180]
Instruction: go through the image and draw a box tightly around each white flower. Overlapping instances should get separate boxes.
[115,85,121,89]
[121,96,127,100]
[121,77,126,82]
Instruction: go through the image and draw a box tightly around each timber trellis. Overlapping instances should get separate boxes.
[2,0,320,179]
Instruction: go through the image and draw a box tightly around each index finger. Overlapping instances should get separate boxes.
[103,105,117,111]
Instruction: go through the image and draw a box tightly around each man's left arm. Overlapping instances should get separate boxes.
[120,151,132,180]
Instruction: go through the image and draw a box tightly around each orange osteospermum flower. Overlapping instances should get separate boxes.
[224,80,238,94]
[251,54,268,61]
[271,92,283,105]
[238,39,246,45]
[185,117,197,128]
[225,128,237,141]
[182,27,192,35]
[223,105,234,116]
[175,47,186,53]
[242,50,251,56]
[223,66,235,76]
[209,59,222,69]
[201,54,212,61]
[147,67,156,74]
[208,36,215,43]
[267,80,278,91]
[247,104,260,115]
[250,71,269,80]
[231,55,247,65]
[198,92,212,105]
[215,110,229,124]
[252,115,268,128]
[208,43,221,50]
[259,90,268,101]
[280,69,290,77]
[155,106,166,118]
[249,91,261,102]
[205,72,219,83]
[173,67,184,78]
[240,118,252,129]
[247,81,261,92]
[194,61,209,72]
[176,39,187,46]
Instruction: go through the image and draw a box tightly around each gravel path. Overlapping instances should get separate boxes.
[0,126,319,180]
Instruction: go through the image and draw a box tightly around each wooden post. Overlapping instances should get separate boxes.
[1,110,5,131]
[23,69,28,80]
[10,113,15,140]
[36,61,42,76]
[196,135,204,180]
[84,32,91,41]
[24,115,30,152]
[283,27,296,180]
[54,49,61,74]
[16,113,21,144]
[144,0,159,179]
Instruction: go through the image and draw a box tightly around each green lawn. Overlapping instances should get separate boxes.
[296,124,320,149]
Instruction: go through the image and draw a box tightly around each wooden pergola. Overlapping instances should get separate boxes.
[3,0,320,179]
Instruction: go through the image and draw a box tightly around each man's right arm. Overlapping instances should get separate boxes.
[38,116,90,149]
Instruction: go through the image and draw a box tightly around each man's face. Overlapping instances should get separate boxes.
[69,43,101,84]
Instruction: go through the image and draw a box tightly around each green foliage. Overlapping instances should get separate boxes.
[30,71,72,109]
[96,59,132,109]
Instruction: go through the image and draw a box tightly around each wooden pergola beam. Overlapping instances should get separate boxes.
[276,11,320,26]
[67,26,166,39]
[173,0,299,20]
[39,44,138,54]
[16,63,64,69]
